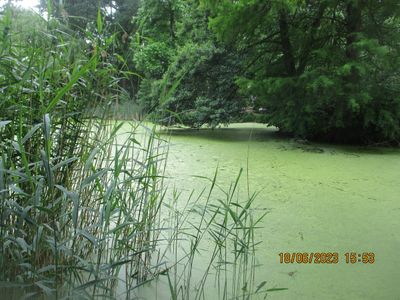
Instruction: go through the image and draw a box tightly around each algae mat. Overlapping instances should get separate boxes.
[160,123,400,300]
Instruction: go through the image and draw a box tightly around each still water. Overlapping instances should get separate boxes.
[156,123,400,300]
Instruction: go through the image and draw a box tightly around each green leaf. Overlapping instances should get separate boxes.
[0,120,11,128]
[52,157,78,171]
[81,169,108,188]
[266,288,288,292]
[55,185,79,229]
[84,147,100,171]
[77,229,97,246]
[15,237,31,252]
[21,123,42,144]
[41,150,54,189]
[255,281,267,293]
[35,280,54,296]
[97,4,103,34]
[42,55,97,114]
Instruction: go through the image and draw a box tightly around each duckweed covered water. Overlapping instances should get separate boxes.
[157,123,400,300]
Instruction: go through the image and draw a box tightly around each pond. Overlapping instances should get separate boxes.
[155,122,400,300]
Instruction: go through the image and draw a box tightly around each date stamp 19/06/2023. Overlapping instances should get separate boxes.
[279,252,375,264]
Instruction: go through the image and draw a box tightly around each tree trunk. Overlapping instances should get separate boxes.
[345,0,362,82]
[278,9,296,76]
[168,1,176,40]
[297,4,326,74]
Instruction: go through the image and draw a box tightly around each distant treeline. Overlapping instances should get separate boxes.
[19,1,400,144]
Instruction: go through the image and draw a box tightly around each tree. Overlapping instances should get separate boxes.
[135,0,183,41]
[39,0,107,31]
[134,0,243,127]
[204,0,400,144]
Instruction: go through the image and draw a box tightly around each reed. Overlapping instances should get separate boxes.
[0,5,278,299]
[0,6,169,298]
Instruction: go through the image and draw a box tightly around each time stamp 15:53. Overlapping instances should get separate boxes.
[278,252,375,264]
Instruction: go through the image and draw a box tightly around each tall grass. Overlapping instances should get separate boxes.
[0,6,168,298]
[0,5,277,300]
[154,168,274,300]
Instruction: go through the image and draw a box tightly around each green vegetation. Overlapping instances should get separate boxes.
[1,0,399,299]
[0,4,268,299]
[19,0,399,144]
[133,0,244,128]
[204,0,400,144]
[0,6,161,298]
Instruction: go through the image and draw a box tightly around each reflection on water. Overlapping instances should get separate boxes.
[153,123,400,300]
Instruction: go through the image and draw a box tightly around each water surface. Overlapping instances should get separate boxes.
[158,123,400,300]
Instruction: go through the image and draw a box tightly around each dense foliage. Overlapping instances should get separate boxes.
[132,0,244,127]
[134,0,399,143]
[7,0,400,143]
[205,0,400,143]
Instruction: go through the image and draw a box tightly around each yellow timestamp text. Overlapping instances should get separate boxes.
[278,252,375,264]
